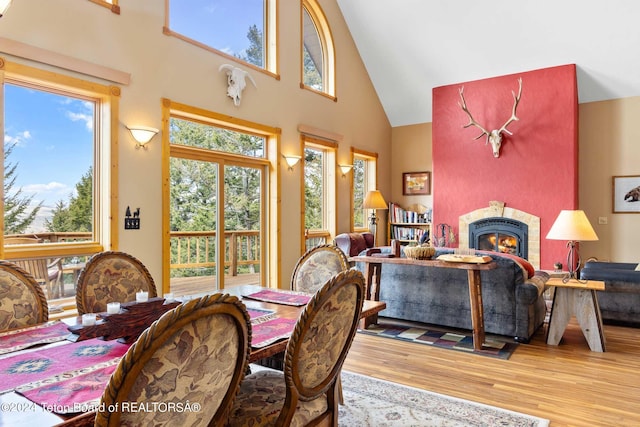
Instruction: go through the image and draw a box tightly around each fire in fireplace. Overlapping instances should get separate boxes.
[468,217,528,259]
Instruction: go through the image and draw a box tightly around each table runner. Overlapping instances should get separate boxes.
[17,360,120,414]
[247,308,276,324]
[0,338,130,393]
[251,317,298,348]
[0,321,70,356]
[243,289,311,306]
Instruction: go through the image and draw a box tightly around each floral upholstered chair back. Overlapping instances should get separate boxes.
[0,260,48,332]
[226,269,364,426]
[95,293,251,427]
[291,244,350,294]
[76,251,157,315]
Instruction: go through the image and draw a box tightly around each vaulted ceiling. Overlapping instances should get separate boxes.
[337,0,640,126]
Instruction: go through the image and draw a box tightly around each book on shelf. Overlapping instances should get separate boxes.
[388,202,432,224]
[390,226,427,241]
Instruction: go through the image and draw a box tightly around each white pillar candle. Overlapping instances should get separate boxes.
[106,302,121,314]
[136,291,149,302]
[82,313,96,326]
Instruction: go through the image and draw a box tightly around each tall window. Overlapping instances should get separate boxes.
[303,136,336,251]
[163,99,278,295]
[301,0,336,98]
[352,149,378,231]
[165,0,277,73]
[1,60,118,303]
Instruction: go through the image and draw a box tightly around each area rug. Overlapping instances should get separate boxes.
[339,371,549,426]
[359,322,518,359]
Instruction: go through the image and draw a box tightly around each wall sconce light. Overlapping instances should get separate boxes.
[127,125,159,149]
[283,155,301,171]
[338,164,353,177]
[0,0,12,17]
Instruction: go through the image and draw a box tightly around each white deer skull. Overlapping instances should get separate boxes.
[458,78,522,158]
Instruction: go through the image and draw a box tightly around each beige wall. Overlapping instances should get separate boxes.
[579,97,640,263]
[0,0,391,287]
[391,99,640,263]
[389,123,433,225]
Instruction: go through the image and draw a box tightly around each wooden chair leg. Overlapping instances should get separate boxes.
[337,374,344,405]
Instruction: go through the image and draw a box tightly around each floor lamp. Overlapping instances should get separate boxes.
[363,190,388,246]
[546,210,599,283]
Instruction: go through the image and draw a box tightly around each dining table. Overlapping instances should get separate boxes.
[0,284,386,426]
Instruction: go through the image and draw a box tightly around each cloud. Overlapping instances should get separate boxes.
[4,130,32,147]
[66,111,93,131]
[63,100,94,131]
[21,181,74,206]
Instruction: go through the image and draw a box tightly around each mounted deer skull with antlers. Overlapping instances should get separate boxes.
[458,78,522,158]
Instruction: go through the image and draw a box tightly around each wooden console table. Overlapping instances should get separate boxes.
[350,255,496,351]
[545,277,606,352]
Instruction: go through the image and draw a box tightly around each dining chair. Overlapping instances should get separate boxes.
[5,237,64,299]
[76,251,157,315]
[87,293,251,426]
[228,268,365,426]
[0,260,49,332]
[290,243,350,294]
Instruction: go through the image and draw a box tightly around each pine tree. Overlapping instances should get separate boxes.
[4,143,41,234]
[45,167,93,232]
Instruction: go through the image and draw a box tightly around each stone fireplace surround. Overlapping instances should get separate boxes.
[459,201,540,269]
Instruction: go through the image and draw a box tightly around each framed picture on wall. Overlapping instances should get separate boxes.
[403,171,431,195]
[612,175,640,213]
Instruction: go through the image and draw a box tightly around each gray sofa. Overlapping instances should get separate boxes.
[356,248,549,343]
[580,261,640,325]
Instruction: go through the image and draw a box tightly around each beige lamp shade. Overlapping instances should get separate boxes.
[363,190,388,210]
[546,210,599,241]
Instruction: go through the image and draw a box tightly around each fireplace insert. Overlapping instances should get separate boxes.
[468,217,528,259]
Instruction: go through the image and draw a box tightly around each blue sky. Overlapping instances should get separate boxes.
[5,84,93,213]
[170,0,263,58]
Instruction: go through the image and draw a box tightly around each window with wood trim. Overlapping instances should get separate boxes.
[162,99,279,295]
[303,136,336,251]
[0,59,118,305]
[352,149,378,231]
[165,0,277,74]
[301,0,336,98]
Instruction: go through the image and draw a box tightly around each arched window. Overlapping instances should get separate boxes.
[301,0,336,98]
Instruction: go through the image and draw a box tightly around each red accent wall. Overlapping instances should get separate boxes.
[432,64,578,269]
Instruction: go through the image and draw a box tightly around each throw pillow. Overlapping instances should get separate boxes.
[636,263,640,271]
[479,251,536,279]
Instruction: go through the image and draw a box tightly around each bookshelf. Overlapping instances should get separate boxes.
[388,202,432,245]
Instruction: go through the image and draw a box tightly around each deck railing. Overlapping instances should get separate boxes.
[170,230,260,276]
[6,230,262,278]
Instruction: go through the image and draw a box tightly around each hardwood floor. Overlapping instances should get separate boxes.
[343,319,640,426]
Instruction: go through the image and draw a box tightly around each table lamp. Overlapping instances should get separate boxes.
[363,190,388,245]
[546,210,599,283]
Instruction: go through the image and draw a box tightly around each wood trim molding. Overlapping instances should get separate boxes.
[297,124,343,143]
[0,37,130,85]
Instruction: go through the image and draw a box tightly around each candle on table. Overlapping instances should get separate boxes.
[82,313,96,326]
[136,291,149,302]
[106,302,121,314]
